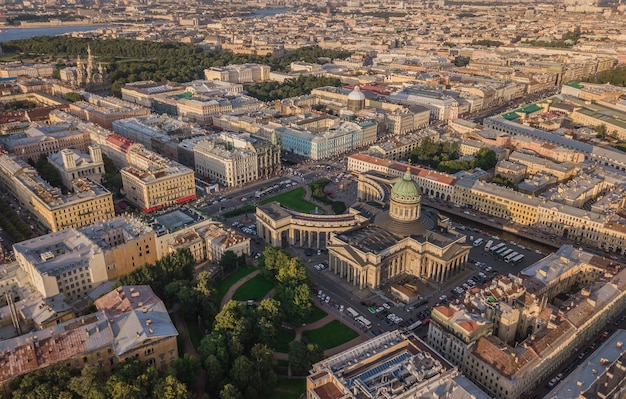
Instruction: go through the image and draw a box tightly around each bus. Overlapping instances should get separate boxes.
[355,316,372,329]
[346,307,359,319]
[498,249,513,259]
[495,246,509,256]
[511,254,525,265]
[490,243,505,253]
[484,240,494,252]
[504,252,519,263]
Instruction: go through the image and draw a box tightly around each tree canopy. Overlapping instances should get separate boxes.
[244,75,342,101]
[2,37,352,96]
[408,138,498,173]
[9,359,191,399]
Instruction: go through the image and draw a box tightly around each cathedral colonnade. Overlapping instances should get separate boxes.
[328,250,469,290]
[256,218,356,249]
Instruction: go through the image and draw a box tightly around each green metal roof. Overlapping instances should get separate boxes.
[502,112,520,121]
[516,104,542,114]
[565,81,582,89]
[175,92,193,99]
[391,169,420,199]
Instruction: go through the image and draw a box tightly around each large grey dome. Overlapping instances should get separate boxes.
[347,86,366,101]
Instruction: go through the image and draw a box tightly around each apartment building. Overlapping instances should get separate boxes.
[348,153,457,201]
[509,151,578,182]
[193,131,279,187]
[111,114,207,162]
[0,118,91,162]
[0,63,54,78]
[390,86,459,121]
[79,216,157,280]
[368,134,423,160]
[0,152,114,232]
[68,94,151,130]
[167,220,250,263]
[143,207,249,261]
[307,330,490,399]
[452,178,541,225]
[48,145,104,190]
[121,146,196,212]
[495,160,527,184]
[0,285,178,392]
[547,329,626,398]
[204,63,270,83]
[121,81,186,108]
[428,246,626,399]
[485,116,626,171]
[13,228,108,300]
[279,120,377,161]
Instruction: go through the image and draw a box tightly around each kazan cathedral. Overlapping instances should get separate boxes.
[326,167,471,290]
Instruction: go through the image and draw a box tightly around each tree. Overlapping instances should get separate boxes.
[34,153,65,191]
[249,344,278,397]
[229,355,254,388]
[219,251,239,271]
[288,341,324,374]
[10,367,77,399]
[255,298,282,345]
[168,354,201,387]
[69,364,107,399]
[65,92,85,102]
[595,124,607,137]
[154,375,192,399]
[219,384,243,399]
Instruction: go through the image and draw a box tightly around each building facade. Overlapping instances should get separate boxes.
[48,145,104,190]
[0,285,178,393]
[121,146,196,212]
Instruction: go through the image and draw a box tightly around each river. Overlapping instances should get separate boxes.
[0,25,109,43]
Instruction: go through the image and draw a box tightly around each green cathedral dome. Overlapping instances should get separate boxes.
[391,167,420,201]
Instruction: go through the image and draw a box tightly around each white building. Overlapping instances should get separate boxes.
[13,229,108,301]
[48,145,104,190]
[204,63,270,83]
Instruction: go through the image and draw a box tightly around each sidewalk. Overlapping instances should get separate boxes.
[220,269,261,309]
[171,311,207,399]
[273,305,371,359]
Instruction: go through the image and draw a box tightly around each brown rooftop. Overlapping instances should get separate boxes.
[313,381,344,399]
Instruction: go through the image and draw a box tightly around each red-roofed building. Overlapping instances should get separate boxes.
[349,153,456,201]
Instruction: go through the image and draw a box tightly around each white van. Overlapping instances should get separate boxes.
[346,307,359,318]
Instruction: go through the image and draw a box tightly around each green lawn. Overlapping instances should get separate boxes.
[268,377,306,399]
[304,306,328,324]
[273,328,297,353]
[222,204,256,218]
[231,274,275,301]
[302,320,359,351]
[217,266,258,300]
[260,188,320,214]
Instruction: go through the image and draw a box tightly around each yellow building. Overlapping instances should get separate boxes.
[79,216,158,281]
[0,285,178,393]
[452,179,541,225]
[122,146,196,212]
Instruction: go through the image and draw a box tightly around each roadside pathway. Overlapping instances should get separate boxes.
[220,269,261,309]
[273,305,370,360]
[172,311,207,399]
